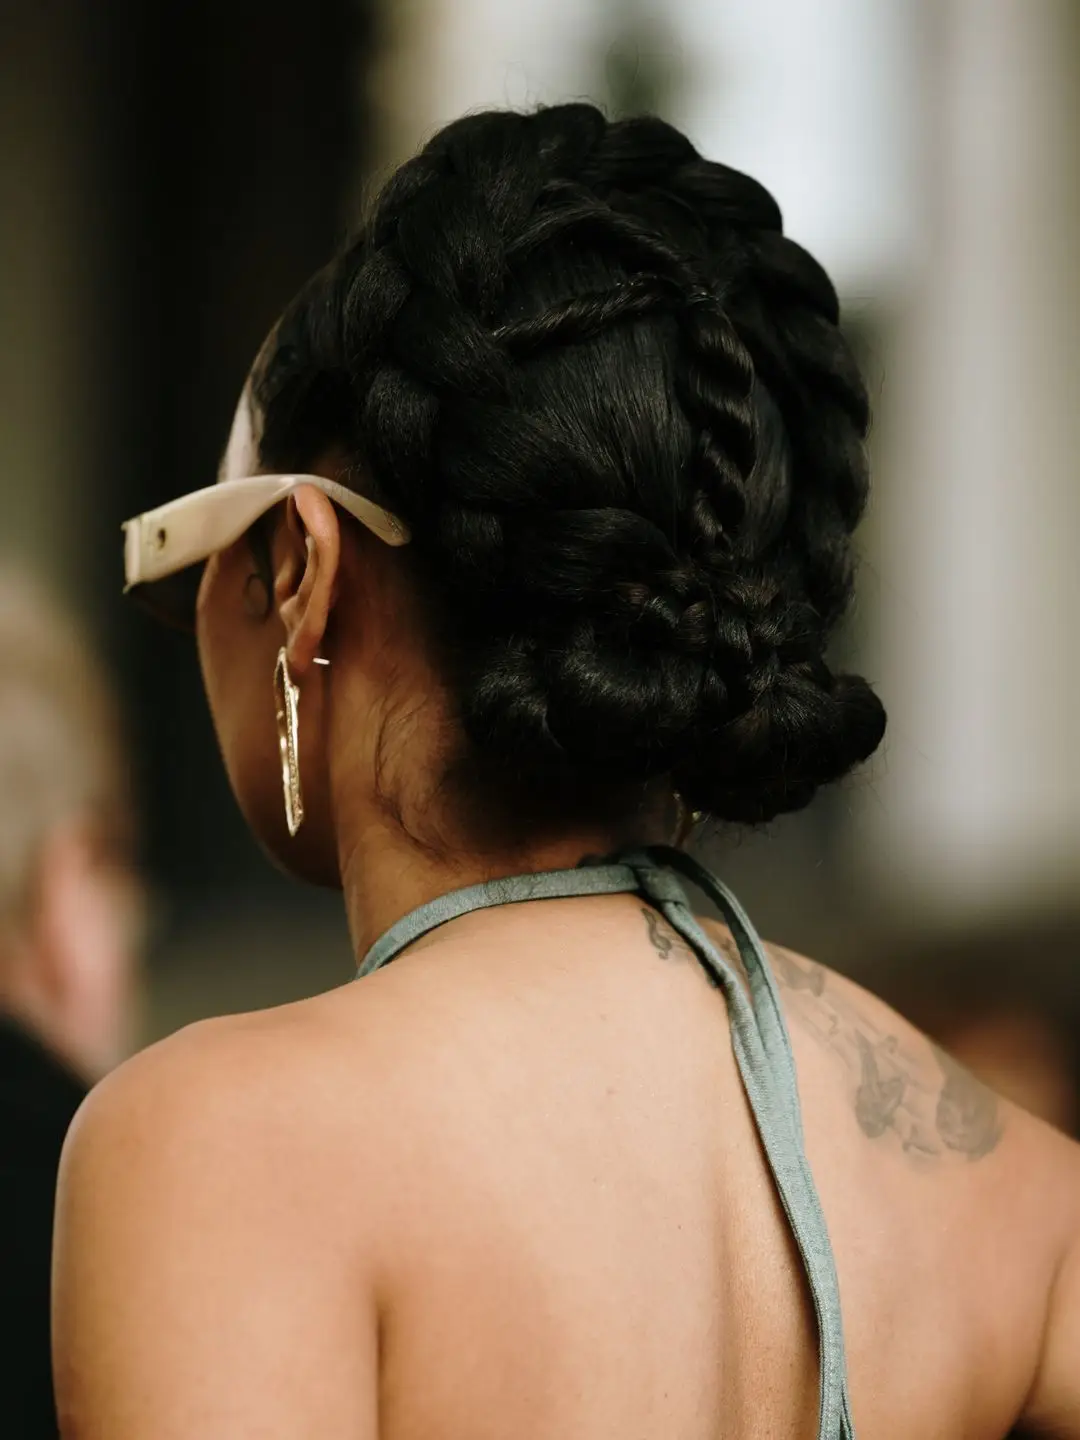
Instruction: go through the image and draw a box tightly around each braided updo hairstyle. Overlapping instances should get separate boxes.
[253,104,885,829]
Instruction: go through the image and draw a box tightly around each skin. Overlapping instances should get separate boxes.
[1,817,140,1080]
[53,389,1080,1438]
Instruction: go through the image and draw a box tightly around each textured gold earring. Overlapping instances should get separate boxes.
[274,647,304,836]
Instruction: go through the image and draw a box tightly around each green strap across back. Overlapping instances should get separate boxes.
[356,845,856,1439]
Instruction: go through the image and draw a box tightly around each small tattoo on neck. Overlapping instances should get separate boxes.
[640,906,692,963]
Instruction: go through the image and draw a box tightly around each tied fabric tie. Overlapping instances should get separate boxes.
[356,847,856,1439]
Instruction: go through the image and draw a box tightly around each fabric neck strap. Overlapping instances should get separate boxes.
[356,845,856,1440]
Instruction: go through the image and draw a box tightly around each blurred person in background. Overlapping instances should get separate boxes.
[0,572,141,1438]
[54,107,1080,1438]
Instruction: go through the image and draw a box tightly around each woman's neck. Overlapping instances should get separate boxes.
[335,804,631,963]
[324,660,675,960]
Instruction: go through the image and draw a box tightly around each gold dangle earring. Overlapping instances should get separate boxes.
[274,647,304,836]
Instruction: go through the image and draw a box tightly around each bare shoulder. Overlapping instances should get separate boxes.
[59,986,409,1239]
[766,935,1011,1165]
[60,943,511,1217]
[66,1001,333,1154]
[696,914,1078,1175]
[751,937,1080,1439]
[53,999,389,1437]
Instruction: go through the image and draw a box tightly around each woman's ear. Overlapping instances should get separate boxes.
[275,485,341,676]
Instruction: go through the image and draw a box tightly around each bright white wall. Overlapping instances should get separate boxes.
[664,0,920,296]
[866,0,1080,921]
[373,0,920,294]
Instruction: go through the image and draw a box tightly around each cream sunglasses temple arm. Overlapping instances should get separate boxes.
[122,474,410,591]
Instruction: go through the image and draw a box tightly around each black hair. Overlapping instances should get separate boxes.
[251,104,885,829]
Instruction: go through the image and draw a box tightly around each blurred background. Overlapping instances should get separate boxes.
[2,0,1079,1128]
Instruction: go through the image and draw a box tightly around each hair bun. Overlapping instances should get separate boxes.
[673,666,886,825]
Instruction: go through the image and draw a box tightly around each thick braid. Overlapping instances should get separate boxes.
[255,103,885,823]
[565,118,884,818]
[352,130,758,598]
[665,159,872,624]
[675,291,756,548]
[575,118,870,594]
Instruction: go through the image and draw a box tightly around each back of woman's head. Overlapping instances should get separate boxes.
[253,103,885,829]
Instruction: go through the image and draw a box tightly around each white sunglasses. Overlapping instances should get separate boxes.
[122,474,410,630]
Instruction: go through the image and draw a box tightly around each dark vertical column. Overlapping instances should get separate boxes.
[86,0,378,892]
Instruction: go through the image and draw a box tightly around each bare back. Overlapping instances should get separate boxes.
[56,883,1080,1439]
[332,887,1079,1438]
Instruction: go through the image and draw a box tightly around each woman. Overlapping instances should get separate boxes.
[54,105,1080,1438]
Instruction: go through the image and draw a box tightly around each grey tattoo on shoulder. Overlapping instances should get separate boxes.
[930,1044,1004,1159]
[767,944,826,996]
[640,907,694,963]
[766,942,1004,1165]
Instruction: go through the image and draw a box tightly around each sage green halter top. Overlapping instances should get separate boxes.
[356,845,856,1439]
